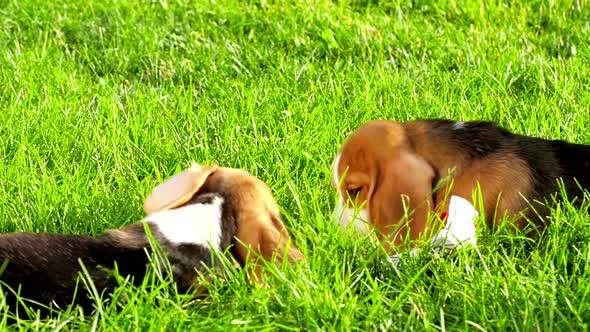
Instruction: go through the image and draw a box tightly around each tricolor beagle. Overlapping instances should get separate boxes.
[332,119,589,253]
[0,162,304,317]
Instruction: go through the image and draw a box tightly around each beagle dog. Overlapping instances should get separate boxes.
[332,119,589,253]
[0,162,303,317]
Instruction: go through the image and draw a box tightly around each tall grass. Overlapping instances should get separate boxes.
[0,0,588,329]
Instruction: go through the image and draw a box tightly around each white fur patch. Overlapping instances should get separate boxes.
[452,121,466,130]
[332,152,342,188]
[388,195,478,267]
[430,195,478,248]
[143,196,224,250]
[333,197,369,234]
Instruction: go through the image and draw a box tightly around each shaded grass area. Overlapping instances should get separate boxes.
[0,0,589,330]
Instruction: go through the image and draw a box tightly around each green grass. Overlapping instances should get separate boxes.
[0,0,589,329]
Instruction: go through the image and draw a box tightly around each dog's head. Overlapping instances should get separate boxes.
[143,162,304,284]
[332,120,437,253]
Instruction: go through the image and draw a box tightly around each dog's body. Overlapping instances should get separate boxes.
[0,164,304,317]
[333,119,589,252]
[0,232,151,313]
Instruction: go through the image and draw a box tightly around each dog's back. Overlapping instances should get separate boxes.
[422,119,589,219]
[549,139,590,200]
[0,232,149,316]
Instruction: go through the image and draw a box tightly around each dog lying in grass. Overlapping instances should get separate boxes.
[332,119,589,253]
[0,162,304,317]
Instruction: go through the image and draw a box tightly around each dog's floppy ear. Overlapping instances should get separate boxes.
[143,162,218,214]
[235,211,304,285]
[369,149,436,252]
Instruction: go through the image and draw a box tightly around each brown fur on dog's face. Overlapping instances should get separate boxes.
[332,121,437,252]
[199,166,304,284]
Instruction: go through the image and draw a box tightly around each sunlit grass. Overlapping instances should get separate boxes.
[0,0,588,329]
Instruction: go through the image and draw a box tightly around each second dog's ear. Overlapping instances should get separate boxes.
[143,162,218,215]
[235,211,305,285]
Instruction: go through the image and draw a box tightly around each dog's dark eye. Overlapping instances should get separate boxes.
[347,187,361,198]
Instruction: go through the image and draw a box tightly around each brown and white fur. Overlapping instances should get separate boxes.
[332,119,590,253]
[0,163,304,317]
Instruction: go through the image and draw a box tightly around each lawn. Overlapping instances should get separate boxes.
[0,0,589,330]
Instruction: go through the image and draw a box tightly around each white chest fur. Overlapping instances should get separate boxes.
[142,196,224,250]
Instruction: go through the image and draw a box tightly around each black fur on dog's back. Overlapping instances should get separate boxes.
[425,119,589,216]
[549,139,590,198]
[0,233,149,314]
